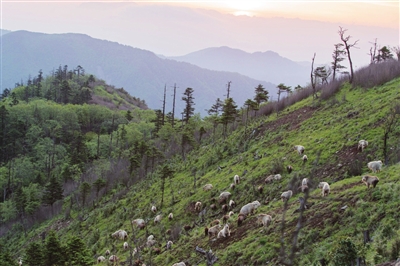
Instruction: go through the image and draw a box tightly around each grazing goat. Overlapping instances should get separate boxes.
[205,224,221,238]
[265,174,282,184]
[123,242,129,250]
[239,201,261,216]
[132,219,146,230]
[203,184,213,191]
[229,200,236,209]
[257,185,263,194]
[154,214,162,224]
[168,213,173,220]
[194,201,202,211]
[111,229,128,240]
[210,204,217,210]
[217,223,230,238]
[166,240,173,250]
[221,204,229,213]
[361,175,379,189]
[97,256,106,263]
[109,255,119,263]
[151,205,157,213]
[234,174,240,185]
[210,219,220,226]
[105,250,110,256]
[222,211,234,224]
[281,190,293,202]
[172,262,186,266]
[237,213,246,226]
[367,160,383,173]
[257,214,273,228]
[358,140,368,152]
[287,165,293,174]
[219,191,232,204]
[294,145,305,155]
[302,155,308,163]
[318,182,330,197]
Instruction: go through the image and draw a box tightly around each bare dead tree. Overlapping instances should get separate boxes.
[391,46,400,61]
[338,26,359,84]
[368,38,378,64]
[195,246,218,266]
[310,53,317,99]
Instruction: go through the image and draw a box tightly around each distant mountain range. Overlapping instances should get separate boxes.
[168,46,310,88]
[1,30,276,116]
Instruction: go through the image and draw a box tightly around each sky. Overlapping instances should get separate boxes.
[1,0,399,66]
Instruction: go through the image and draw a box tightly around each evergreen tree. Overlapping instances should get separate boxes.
[42,176,63,209]
[331,43,347,81]
[221,98,238,136]
[253,84,269,108]
[125,110,133,121]
[60,80,71,104]
[0,244,17,266]
[65,235,92,266]
[93,178,106,198]
[182,87,195,124]
[79,181,91,207]
[25,242,44,266]
[151,109,163,136]
[44,230,66,266]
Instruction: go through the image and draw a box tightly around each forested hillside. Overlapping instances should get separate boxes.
[0,60,400,266]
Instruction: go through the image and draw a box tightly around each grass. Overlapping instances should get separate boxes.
[3,76,400,265]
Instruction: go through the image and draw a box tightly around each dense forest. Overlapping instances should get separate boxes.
[1,53,400,266]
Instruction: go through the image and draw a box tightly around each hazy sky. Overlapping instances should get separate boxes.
[1,0,399,66]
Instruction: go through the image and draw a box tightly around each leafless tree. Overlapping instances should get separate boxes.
[391,46,400,61]
[338,26,359,84]
[368,38,378,64]
[310,53,317,99]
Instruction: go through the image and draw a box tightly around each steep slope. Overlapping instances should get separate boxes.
[169,46,310,89]
[2,30,275,115]
[3,74,400,265]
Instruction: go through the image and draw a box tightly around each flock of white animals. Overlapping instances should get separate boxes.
[82,140,383,265]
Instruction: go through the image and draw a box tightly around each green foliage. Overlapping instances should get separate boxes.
[0,243,18,266]
[44,230,66,266]
[65,235,92,266]
[329,237,358,266]
[42,176,63,207]
[25,242,44,266]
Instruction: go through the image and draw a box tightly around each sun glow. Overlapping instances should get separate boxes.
[224,1,267,16]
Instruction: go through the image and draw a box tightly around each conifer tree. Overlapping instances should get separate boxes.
[182,87,195,124]
[253,84,269,108]
[221,98,238,136]
[44,230,66,266]
[66,235,92,266]
[25,242,44,266]
[0,243,18,266]
[42,176,63,209]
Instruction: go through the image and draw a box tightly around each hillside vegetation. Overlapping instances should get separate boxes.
[1,61,400,266]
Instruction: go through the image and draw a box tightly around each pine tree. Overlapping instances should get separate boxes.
[79,181,91,207]
[221,98,238,137]
[182,87,195,124]
[66,235,92,266]
[331,43,347,81]
[42,176,63,209]
[0,243,18,266]
[25,242,44,266]
[44,230,66,266]
[253,84,269,108]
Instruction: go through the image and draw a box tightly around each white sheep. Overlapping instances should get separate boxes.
[281,190,293,202]
[166,240,173,250]
[239,200,261,216]
[217,223,230,238]
[194,201,202,211]
[172,262,186,266]
[146,239,157,247]
[18,258,22,266]
[147,235,154,241]
[234,174,240,185]
[318,182,330,197]
[105,250,110,256]
[132,218,146,230]
[229,200,236,209]
[302,155,308,163]
[265,174,282,184]
[302,178,309,186]
[97,256,106,263]
[168,213,173,220]
[151,205,157,213]
[123,241,129,250]
[257,214,273,228]
[109,255,119,263]
[219,191,232,204]
[230,183,236,190]
[358,140,368,152]
[367,160,383,173]
[111,229,128,240]
[361,175,379,189]
[203,184,213,191]
[205,224,221,238]
[294,145,305,155]
[154,214,162,224]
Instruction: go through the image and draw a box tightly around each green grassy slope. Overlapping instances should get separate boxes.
[6,78,400,265]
